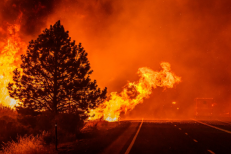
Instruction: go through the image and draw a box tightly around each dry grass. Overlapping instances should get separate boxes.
[0,107,85,153]
[0,132,56,154]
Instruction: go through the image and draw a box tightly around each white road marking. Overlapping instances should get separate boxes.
[125,119,143,154]
[207,149,215,154]
[193,119,231,134]
[102,123,140,154]
[193,139,198,142]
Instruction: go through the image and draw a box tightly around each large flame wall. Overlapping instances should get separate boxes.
[88,62,181,121]
[0,24,26,107]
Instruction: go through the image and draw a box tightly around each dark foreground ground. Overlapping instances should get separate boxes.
[59,119,231,154]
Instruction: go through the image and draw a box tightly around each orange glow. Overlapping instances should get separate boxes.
[0,24,26,108]
[172,102,176,105]
[2,0,231,120]
[88,62,181,122]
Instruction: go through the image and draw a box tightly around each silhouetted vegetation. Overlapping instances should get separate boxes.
[0,106,125,153]
[7,20,107,118]
[1,132,56,154]
[0,106,17,119]
[1,20,109,152]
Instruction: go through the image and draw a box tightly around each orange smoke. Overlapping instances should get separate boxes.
[0,23,26,107]
[88,62,181,122]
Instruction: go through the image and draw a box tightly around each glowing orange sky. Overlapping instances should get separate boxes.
[1,0,231,118]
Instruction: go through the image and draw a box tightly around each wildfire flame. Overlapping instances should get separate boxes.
[88,62,181,122]
[0,23,26,107]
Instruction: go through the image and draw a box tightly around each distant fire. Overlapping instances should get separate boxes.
[0,23,26,107]
[88,62,181,122]
[0,23,181,120]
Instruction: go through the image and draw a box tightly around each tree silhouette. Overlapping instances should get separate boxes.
[7,20,107,119]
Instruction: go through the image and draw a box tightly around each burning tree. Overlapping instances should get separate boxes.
[7,20,107,119]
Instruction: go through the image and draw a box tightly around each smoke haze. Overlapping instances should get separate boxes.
[1,0,231,119]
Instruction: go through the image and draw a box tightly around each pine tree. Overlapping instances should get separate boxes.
[7,20,107,119]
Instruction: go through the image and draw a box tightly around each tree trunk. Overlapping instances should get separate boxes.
[54,50,58,115]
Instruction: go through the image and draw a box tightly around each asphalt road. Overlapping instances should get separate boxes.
[106,120,231,154]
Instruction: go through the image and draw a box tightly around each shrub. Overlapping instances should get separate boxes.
[0,109,85,148]
[1,133,56,154]
[0,116,29,144]
[35,111,55,132]
[0,106,17,119]
[56,113,84,134]
[17,115,37,129]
